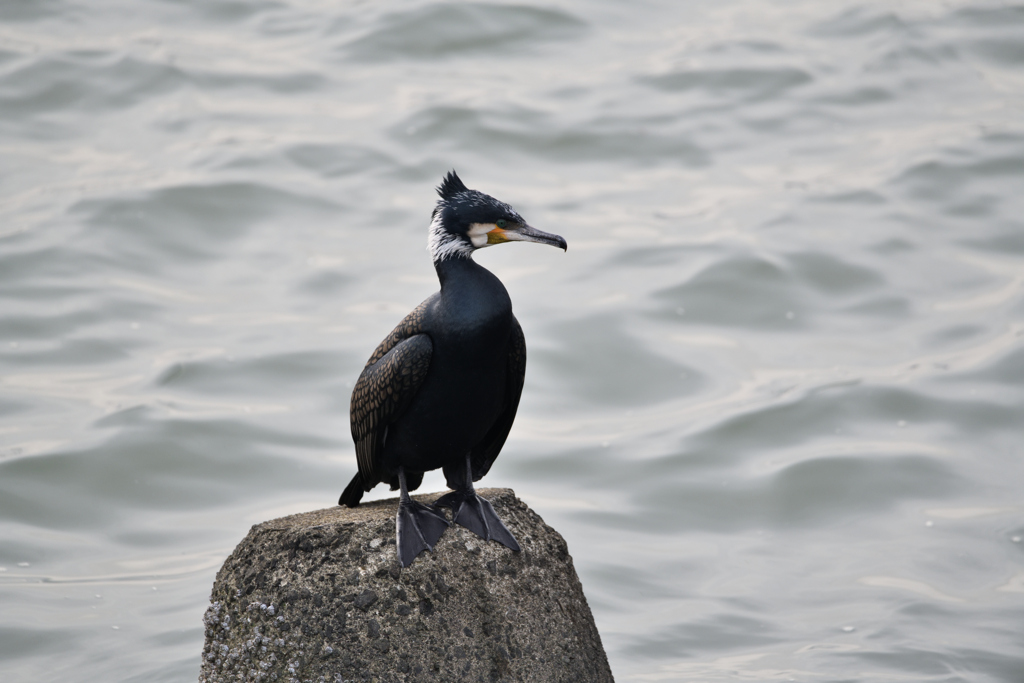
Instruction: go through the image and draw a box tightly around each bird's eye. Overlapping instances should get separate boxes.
[496,219,508,229]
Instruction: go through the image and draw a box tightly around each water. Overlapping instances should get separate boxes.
[2,0,1023,680]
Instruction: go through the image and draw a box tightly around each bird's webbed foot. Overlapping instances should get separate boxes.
[394,467,449,567]
[396,498,449,567]
[434,488,521,552]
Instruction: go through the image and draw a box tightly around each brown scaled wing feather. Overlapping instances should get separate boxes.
[349,299,433,490]
[470,316,527,481]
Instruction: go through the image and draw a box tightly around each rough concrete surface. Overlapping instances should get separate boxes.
[199,488,614,683]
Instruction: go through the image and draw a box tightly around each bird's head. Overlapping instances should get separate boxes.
[428,171,567,264]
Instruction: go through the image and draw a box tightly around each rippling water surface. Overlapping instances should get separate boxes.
[3,1,1024,680]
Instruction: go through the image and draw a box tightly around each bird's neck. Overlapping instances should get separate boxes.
[434,255,510,310]
[435,253,488,288]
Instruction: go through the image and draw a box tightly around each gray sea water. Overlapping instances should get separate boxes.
[2,0,1024,681]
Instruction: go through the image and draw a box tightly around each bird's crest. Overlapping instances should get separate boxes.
[436,170,468,200]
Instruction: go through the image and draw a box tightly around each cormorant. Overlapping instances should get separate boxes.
[339,171,566,567]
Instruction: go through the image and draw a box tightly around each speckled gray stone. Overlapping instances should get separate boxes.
[199,488,614,683]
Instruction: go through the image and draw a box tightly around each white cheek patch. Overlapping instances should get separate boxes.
[468,222,497,248]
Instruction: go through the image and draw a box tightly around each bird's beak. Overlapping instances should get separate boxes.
[487,223,567,251]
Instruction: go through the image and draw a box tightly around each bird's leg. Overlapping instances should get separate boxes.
[435,454,521,552]
[395,467,450,568]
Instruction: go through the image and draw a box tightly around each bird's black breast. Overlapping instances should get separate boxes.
[380,258,516,474]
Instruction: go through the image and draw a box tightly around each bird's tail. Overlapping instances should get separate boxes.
[339,473,365,508]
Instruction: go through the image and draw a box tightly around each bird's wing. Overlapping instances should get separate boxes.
[470,315,527,481]
[350,299,434,489]
[362,296,431,367]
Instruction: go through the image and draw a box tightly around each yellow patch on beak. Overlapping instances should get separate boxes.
[486,227,510,244]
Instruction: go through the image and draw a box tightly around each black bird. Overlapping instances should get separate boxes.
[339,171,566,567]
